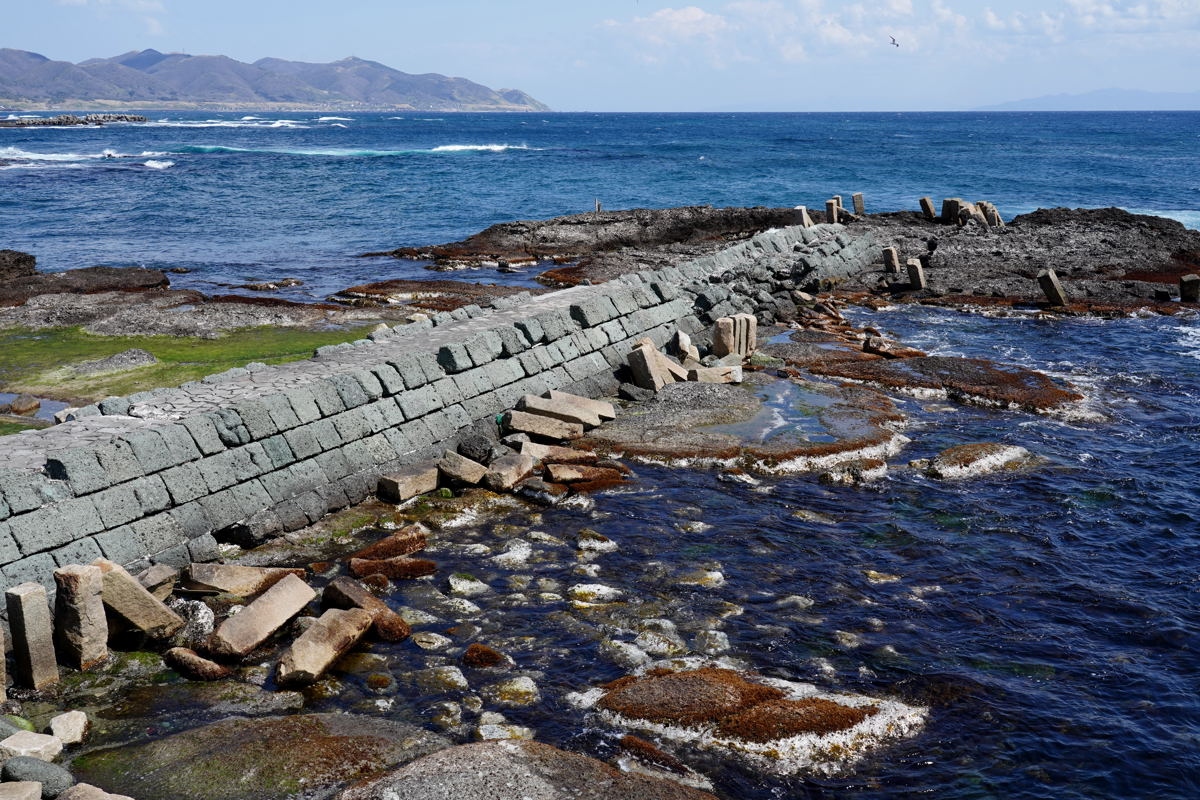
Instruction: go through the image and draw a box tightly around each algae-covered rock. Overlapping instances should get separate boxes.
[71,713,450,800]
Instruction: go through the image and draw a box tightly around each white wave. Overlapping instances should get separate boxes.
[240,115,263,120]
[143,160,174,170]
[331,123,347,128]
[317,116,352,122]
[429,144,529,153]
[1175,325,1200,361]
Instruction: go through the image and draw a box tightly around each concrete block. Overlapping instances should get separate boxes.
[0,472,49,515]
[437,342,474,374]
[130,475,171,515]
[570,296,620,328]
[122,429,175,474]
[919,196,937,220]
[277,607,373,687]
[332,407,372,443]
[281,387,323,424]
[260,435,297,469]
[184,563,305,596]
[941,197,962,224]
[350,369,385,401]
[1038,269,1067,306]
[180,415,227,456]
[94,439,144,484]
[493,325,531,357]
[908,258,927,291]
[49,537,104,568]
[882,246,901,273]
[464,331,504,366]
[91,484,142,528]
[210,573,316,659]
[514,316,546,345]
[229,400,277,441]
[54,564,108,670]
[260,393,302,431]
[0,732,63,762]
[825,199,839,224]
[397,384,442,420]
[161,462,208,505]
[6,583,60,690]
[484,453,536,492]
[439,451,488,486]
[322,576,411,641]
[328,373,370,409]
[137,563,179,600]
[1180,274,1199,303]
[308,418,344,451]
[44,448,109,496]
[132,514,187,554]
[10,500,101,556]
[502,410,583,441]
[308,380,348,417]
[91,527,143,567]
[197,489,245,531]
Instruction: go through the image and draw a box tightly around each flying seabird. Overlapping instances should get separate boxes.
[890,36,900,47]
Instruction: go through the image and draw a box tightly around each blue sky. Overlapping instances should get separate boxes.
[9,0,1199,110]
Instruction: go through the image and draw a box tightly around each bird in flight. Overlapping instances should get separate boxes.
[890,36,900,47]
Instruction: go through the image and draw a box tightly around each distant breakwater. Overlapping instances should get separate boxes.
[0,114,148,128]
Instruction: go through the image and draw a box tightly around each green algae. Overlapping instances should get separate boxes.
[0,324,374,403]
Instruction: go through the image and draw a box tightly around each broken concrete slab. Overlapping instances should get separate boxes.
[322,576,411,641]
[520,441,598,465]
[518,394,602,428]
[545,464,627,485]
[183,564,306,597]
[438,451,489,486]
[501,410,583,442]
[136,564,179,602]
[546,390,616,422]
[95,559,185,639]
[484,453,536,492]
[208,573,316,659]
[377,462,439,503]
[276,607,373,687]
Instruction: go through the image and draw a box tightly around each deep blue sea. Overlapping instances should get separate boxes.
[3,112,1200,799]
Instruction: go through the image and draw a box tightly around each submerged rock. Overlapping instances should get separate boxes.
[571,664,926,777]
[921,442,1034,479]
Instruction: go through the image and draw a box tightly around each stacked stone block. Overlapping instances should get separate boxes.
[0,222,874,596]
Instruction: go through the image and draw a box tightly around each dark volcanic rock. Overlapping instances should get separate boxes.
[851,206,1200,308]
[0,265,169,306]
[0,249,37,280]
[368,206,808,282]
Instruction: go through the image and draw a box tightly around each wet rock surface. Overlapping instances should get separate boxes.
[70,713,450,800]
[336,740,718,800]
[330,278,548,310]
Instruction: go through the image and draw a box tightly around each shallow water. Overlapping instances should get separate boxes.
[231,306,1200,800]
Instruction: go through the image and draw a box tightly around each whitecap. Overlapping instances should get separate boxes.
[143,160,174,170]
[430,144,528,153]
[317,116,352,122]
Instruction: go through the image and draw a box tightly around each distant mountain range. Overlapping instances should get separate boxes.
[976,88,1200,112]
[0,48,550,112]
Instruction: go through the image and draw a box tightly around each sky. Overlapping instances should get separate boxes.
[6,0,1199,111]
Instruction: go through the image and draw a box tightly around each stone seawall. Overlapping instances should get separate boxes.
[0,223,874,596]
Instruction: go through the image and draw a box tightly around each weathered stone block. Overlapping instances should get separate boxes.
[44,448,109,496]
[349,556,436,580]
[377,463,438,503]
[919,196,937,220]
[95,559,184,639]
[7,583,59,690]
[484,453,536,492]
[1037,268,1067,306]
[1180,274,1199,303]
[209,573,316,659]
[502,410,583,441]
[260,393,302,431]
[0,731,62,762]
[54,565,108,670]
[908,258,927,291]
[122,429,175,474]
[50,537,104,569]
[397,384,442,420]
[439,451,488,486]
[277,607,374,687]
[322,576,411,641]
[184,564,305,597]
[48,710,90,745]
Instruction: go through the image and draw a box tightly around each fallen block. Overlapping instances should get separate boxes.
[546,390,616,422]
[795,205,814,227]
[484,453,536,492]
[164,647,232,681]
[919,197,937,220]
[439,450,489,486]
[502,409,583,441]
[1180,274,1199,303]
[349,526,428,560]
[687,365,742,384]
[277,607,374,687]
[136,564,179,601]
[349,556,437,580]
[518,394,601,428]
[208,573,316,659]
[95,559,185,639]
[377,462,439,503]
[627,345,671,392]
[184,564,306,597]
[1038,269,1068,306]
[545,464,627,485]
[0,730,62,761]
[322,576,411,641]
[520,441,598,464]
[906,258,927,291]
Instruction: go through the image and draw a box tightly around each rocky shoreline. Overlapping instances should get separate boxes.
[0,115,148,128]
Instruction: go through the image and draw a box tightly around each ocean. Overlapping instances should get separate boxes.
[3,112,1200,798]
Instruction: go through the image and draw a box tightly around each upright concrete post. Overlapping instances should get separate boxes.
[55,564,109,670]
[825,199,839,225]
[852,192,865,216]
[1038,269,1068,306]
[882,247,901,273]
[712,317,736,358]
[941,198,961,225]
[906,258,927,291]
[794,206,814,227]
[919,197,937,220]
[6,583,60,690]
[1180,274,1200,303]
[833,194,843,209]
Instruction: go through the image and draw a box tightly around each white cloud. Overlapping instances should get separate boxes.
[622,6,729,46]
